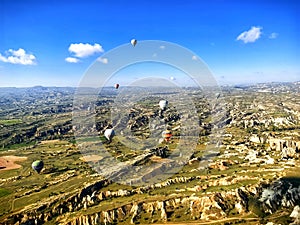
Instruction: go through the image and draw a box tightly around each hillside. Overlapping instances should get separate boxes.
[0,82,300,225]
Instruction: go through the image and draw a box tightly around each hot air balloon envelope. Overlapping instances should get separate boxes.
[162,130,172,142]
[159,100,168,110]
[114,84,119,89]
[131,39,137,46]
[104,128,115,141]
[32,160,44,173]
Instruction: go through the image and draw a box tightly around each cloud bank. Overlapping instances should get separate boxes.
[65,57,80,63]
[65,43,104,63]
[0,48,36,65]
[236,26,262,43]
[68,43,104,58]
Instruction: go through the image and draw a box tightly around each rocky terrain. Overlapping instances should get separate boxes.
[0,81,299,224]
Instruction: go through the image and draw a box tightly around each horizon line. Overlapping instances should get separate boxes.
[0,80,299,89]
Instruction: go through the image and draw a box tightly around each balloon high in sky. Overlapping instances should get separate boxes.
[130,39,137,47]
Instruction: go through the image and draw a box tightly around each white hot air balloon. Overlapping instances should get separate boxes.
[131,39,137,47]
[114,83,120,89]
[159,100,168,110]
[104,128,115,141]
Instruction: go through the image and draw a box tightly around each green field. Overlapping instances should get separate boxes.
[0,119,22,126]
[0,85,299,224]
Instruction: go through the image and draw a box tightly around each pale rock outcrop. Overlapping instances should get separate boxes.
[290,205,300,225]
[158,201,167,221]
[130,202,142,224]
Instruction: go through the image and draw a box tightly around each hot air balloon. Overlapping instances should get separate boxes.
[114,83,119,89]
[159,100,168,110]
[162,130,172,142]
[131,39,137,47]
[32,160,44,173]
[104,128,115,141]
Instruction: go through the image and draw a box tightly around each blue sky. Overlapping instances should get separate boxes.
[0,0,299,87]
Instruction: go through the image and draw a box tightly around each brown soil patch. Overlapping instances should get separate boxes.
[79,155,103,162]
[150,155,173,163]
[0,155,28,171]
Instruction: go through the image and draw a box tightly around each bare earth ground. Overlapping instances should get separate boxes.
[79,154,104,162]
[0,156,27,171]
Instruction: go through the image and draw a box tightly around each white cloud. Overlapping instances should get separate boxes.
[65,57,79,63]
[269,32,278,39]
[97,57,108,64]
[159,45,165,49]
[68,43,104,58]
[0,48,36,65]
[236,26,262,43]
[192,55,198,60]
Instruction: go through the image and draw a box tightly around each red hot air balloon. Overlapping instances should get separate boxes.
[162,130,172,142]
